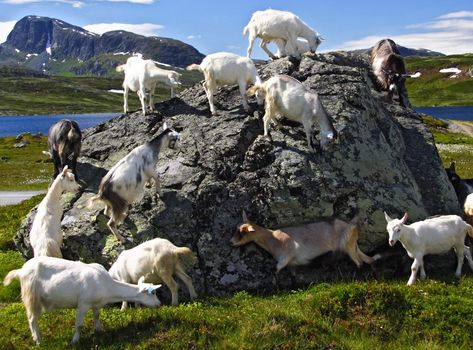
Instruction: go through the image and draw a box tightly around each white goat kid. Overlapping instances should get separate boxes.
[30,166,80,258]
[243,9,322,59]
[88,122,180,243]
[186,52,263,115]
[274,37,324,58]
[117,56,181,115]
[109,238,197,308]
[248,75,338,152]
[3,256,161,344]
[384,212,473,285]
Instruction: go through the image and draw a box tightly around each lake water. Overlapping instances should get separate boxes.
[0,107,472,137]
[0,113,118,137]
[414,106,473,121]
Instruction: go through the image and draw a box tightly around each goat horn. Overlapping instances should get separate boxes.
[242,210,249,222]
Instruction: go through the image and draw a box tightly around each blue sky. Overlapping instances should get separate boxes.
[0,0,472,58]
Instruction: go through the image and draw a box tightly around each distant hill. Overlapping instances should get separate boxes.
[0,15,205,76]
[405,54,473,106]
[353,45,445,57]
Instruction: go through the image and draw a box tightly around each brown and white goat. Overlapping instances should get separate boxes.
[371,39,412,108]
[46,119,82,179]
[231,211,380,272]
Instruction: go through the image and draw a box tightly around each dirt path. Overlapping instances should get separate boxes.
[0,191,45,206]
[448,120,473,136]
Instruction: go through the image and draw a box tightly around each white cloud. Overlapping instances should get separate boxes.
[187,34,201,40]
[84,22,163,36]
[0,20,17,44]
[328,10,473,55]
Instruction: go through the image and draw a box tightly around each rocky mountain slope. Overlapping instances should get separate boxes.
[15,52,460,299]
[0,15,204,76]
[353,45,444,57]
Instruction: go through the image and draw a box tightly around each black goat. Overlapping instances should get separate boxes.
[47,119,82,179]
[371,38,411,108]
[445,162,473,207]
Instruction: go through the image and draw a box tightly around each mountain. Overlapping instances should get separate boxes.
[0,15,204,76]
[353,45,444,57]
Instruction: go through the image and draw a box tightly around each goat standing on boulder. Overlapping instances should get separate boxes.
[3,256,161,344]
[248,74,338,152]
[88,122,180,244]
[384,212,473,285]
[30,166,80,258]
[371,38,414,108]
[232,211,380,272]
[117,55,181,115]
[243,9,322,59]
[46,119,81,179]
[186,52,264,115]
[109,238,197,307]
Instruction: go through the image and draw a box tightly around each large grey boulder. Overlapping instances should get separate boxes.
[16,52,459,297]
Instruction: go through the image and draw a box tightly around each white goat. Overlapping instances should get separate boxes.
[30,166,80,258]
[243,9,322,59]
[186,52,264,115]
[248,74,338,152]
[88,122,180,243]
[232,211,380,272]
[109,238,197,307]
[274,37,323,58]
[464,193,473,225]
[3,256,161,344]
[384,212,473,285]
[116,56,181,115]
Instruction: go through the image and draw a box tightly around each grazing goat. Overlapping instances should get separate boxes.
[231,211,380,272]
[46,119,81,179]
[88,122,180,243]
[243,9,321,59]
[186,52,264,115]
[247,74,338,152]
[117,55,181,115]
[109,238,197,307]
[384,212,473,285]
[445,162,473,207]
[3,256,161,344]
[371,38,412,108]
[30,166,80,258]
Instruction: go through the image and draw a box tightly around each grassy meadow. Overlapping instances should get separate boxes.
[405,54,473,106]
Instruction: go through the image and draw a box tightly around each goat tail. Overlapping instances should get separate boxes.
[186,64,201,72]
[243,24,249,36]
[3,269,21,286]
[357,246,381,264]
[87,194,102,209]
[116,64,126,73]
[466,224,473,238]
[175,247,198,266]
[67,125,80,143]
[247,84,263,97]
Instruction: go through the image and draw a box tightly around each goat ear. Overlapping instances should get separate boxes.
[384,211,393,223]
[449,162,456,171]
[162,122,168,130]
[138,276,145,286]
[401,212,408,224]
[62,165,69,175]
[247,225,256,232]
[242,210,249,222]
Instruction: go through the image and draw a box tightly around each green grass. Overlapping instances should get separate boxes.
[405,54,473,106]
[0,135,51,190]
[0,195,43,303]
[0,279,472,349]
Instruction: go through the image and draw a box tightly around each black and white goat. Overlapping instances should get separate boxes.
[371,39,417,108]
[88,122,180,243]
[46,119,82,179]
[445,162,473,208]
